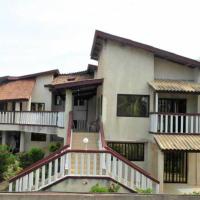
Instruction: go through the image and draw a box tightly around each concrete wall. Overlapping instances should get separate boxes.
[45,178,129,193]
[1,193,200,200]
[31,74,54,110]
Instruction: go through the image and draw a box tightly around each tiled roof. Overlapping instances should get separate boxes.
[149,79,200,93]
[52,73,93,86]
[154,135,200,151]
[0,79,35,101]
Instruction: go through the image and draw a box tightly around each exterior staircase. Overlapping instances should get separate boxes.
[8,111,160,193]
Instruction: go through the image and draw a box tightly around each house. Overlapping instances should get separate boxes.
[4,30,200,194]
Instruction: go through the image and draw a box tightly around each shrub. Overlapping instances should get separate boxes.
[108,183,120,192]
[48,142,61,153]
[0,145,16,181]
[136,188,153,194]
[28,147,45,163]
[3,159,22,180]
[90,184,109,193]
[17,147,45,169]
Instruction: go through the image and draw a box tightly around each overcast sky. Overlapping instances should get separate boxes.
[0,0,200,76]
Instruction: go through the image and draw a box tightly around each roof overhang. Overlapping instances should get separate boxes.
[154,135,200,152]
[90,30,200,68]
[149,79,200,94]
[48,78,103,90]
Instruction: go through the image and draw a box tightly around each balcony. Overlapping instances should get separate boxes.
[0,111,65,128]
[150,112,200,134]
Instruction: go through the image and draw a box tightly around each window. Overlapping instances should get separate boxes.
[55,95,62,106]
[117,94,149,117]
[31,133,46,141]
[31,103,45,111]
[107,142,144,161]
[164,151,187,183]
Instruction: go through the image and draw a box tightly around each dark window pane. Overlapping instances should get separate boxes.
[117,94,149,117]
[31,133,46,141]
[107,142,144,161]
[164,151,187,183]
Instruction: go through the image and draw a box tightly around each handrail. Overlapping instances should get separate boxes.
[99,121,160,184]
[9,110,73,182]
[150,112,200,116]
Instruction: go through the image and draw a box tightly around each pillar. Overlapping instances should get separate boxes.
[157,148,164,193]
[15,102,20,111]
[64,90,73,144]
[20,132,25,152]
[155,92,158,112]
[2,131,6,145]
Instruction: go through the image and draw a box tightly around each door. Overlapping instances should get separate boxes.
[73,96,88,131]
[158,98,186,132]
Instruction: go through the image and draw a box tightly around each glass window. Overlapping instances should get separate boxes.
[31,133,46,142]
[164,151,187,183]
[31,103,45,111]
[107,142,144,161]
[117,94,149,117]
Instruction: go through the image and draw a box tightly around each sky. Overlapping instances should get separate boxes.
[0,0,200,76]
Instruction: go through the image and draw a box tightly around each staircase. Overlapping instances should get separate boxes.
[8,111,160,193]
[72,132,99,150]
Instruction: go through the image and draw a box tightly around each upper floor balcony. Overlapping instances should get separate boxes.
[150,112,200,134]
[0,111,65,128]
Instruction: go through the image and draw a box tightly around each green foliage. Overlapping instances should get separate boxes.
[48,142,61,153]
[90,184,109,193]
[185,191,200,195]
[28,147,45,163]
[108,183,120,192]
[0,145,17,181]
[90,183,120,193]
[3,160,22,180]
[136,188,153,194]
[17,147,45,168]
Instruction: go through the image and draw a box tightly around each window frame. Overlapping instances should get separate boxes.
[117,94,150,117]
[164,151,188,183]
[107,142,145,161]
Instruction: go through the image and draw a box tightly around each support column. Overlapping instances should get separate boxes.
[15,102,21,111]
[20,132,25,152]
[2,131,6,145]
[155,92,158,112]
[157,148,164,193]
[64,90,73,144]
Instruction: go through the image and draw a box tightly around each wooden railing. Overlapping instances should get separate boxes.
[98,122,160,193]
[0,111,65,127]
[150,112,200,134]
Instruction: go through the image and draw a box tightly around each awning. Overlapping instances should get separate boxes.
[0,79,35,101]
[154,135,200,151]
[149,79,200,93]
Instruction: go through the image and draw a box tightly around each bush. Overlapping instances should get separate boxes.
[0,145,17,181]
[90,184,109,193]
[17,147,45,168]
[3,159,22,180]
[136,188,153,194]
[90,183,120,193]
[48,142,61,153]
[28,147,45,163]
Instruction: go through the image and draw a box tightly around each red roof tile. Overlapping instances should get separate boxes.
[0,79,35,101]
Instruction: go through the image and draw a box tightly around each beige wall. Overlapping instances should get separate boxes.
[154,58,194,81]
[31,74,54,110]
[97,40,154,142]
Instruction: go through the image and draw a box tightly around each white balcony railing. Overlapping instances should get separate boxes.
[0,111,65,128]
[150,112,200,134]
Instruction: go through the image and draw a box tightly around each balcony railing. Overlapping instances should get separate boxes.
[0,111,65,128]
[150,112,200,134]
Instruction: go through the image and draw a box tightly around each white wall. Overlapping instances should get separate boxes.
[31,74,54,110]
[154,57,194,81]
[97,40,155,142]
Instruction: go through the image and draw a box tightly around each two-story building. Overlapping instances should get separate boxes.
[6,30,200,194]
